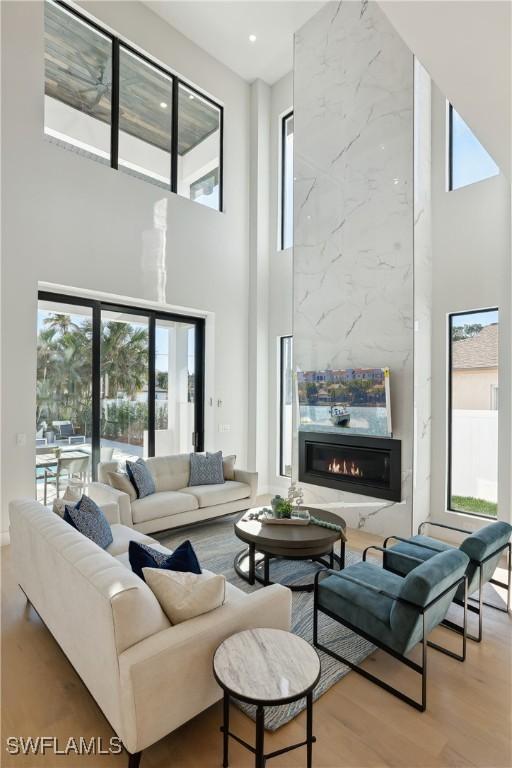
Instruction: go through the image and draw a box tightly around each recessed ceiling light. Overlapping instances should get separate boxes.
[160,101,168,109]
[249,34,257,43]
[189,94,195,100]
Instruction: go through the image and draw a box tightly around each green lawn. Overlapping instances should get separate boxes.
[451,495,497,518]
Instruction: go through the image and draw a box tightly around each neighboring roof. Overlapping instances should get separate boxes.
[452,324,498,369]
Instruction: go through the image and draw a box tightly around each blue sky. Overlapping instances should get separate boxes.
[452,108,499,190]
[452,309,498,328]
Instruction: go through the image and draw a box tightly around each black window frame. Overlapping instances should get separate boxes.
[280,111,293,250]
[447,307,499,519]
[279,335,293,478]
[38,290,205,481]
[447,102,454,191]
[47,0,224,211]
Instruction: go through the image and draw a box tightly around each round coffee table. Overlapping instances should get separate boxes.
[213,628,321,768]
[234,507,346,592]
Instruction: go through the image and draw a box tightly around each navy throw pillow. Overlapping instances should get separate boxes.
[63,495,113,549]
[126,458,155,499]
[129,540,201,581]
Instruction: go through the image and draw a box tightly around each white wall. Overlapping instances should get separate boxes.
[430,82,511,527]
[0,0,251,537]
[379,1,511,180]
[267,71,293,495]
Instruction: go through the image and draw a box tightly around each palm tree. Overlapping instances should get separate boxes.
[44,313,80,335]
[101,321,148,399]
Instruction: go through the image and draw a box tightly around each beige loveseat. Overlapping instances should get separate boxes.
[90,453,257,535]
[9,498,291,766]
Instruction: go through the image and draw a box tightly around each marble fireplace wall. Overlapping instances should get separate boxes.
[293,0,414,536]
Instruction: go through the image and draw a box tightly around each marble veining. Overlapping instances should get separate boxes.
[293,0,415,537]
[214,628,320,702]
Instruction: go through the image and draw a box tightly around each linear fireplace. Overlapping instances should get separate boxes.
[299,431,401,502]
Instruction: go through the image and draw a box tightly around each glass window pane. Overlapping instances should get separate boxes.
[178,84,221,210]
[36,301,93,503]
[282,113,294,249]
[44,0,112,163]
[449,310,499,517]
[100,311,149,462]
[118,48,173,187]
[450,106,499,190]
[155,320,197,455]
[280,336,293,477]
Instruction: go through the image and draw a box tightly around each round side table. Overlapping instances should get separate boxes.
[213,628,321,768]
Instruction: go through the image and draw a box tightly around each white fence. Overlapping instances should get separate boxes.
[451,410,498,502]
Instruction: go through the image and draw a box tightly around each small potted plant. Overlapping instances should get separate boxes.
[274,498,293,519]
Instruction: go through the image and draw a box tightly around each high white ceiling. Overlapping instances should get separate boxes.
[144,1,325,84]
[379,1,510,179]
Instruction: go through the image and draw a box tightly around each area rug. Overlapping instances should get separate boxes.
[155,514,375,731]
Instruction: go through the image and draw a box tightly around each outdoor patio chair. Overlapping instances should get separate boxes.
[44,455,90,504]
[53,421,86,444]
[382,521,511,642]
[313,548,469,711]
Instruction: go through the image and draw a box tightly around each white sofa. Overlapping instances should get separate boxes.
[90,454,257,535]
[9,498,292,766]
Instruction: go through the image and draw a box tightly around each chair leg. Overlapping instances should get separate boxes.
[429,576,468,661]
[421,617,427,710]
[313,602,426,711]
[127,751,141,768]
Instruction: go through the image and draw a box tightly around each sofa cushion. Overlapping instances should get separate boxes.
[126,458,155,499]
[129,540,201,580]
[317,562,399,649]
[145,454,191,492]
[64,495,113,549]
[131,491,199,524]
[179,481,250,508]
[143,568,226,624]
[384,535,452,577]
[189,451,225,486]
[107,471,137,502]
[459,522,512,563]
[223,454,236,481]
[106,524,156,557]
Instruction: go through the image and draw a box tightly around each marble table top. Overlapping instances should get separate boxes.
[213,628,321,703]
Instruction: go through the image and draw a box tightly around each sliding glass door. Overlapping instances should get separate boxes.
[36,292,204,498]
[155,318,198,455]
[100,309,150,462]
[36,298,93,503]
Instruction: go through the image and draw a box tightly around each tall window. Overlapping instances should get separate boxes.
[281,112,294,250]
[178,84,222,210]
[279,336,293,477]
[448,309,499,518]
[118,48,173,187]
[44,0,112,163]
[448,104,499,190]
[43,0,223,210]
[36,292,204,503]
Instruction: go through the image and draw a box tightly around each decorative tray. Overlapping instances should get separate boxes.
[262,517,310,526]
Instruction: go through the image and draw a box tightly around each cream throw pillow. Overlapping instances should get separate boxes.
[223,454,236,481]
[142,568,226,624]
[52,486,81,516]
[107,471,137,502]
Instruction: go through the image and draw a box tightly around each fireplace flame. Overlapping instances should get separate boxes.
[328,458,363,478]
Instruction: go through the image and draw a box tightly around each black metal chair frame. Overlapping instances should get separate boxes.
[383,521,511,643]
[313,549,468,712]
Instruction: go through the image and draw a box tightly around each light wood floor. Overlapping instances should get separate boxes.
[1,528,511,768]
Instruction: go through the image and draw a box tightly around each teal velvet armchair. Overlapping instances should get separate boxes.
[383,521,511,642]
[314,548,469,711]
